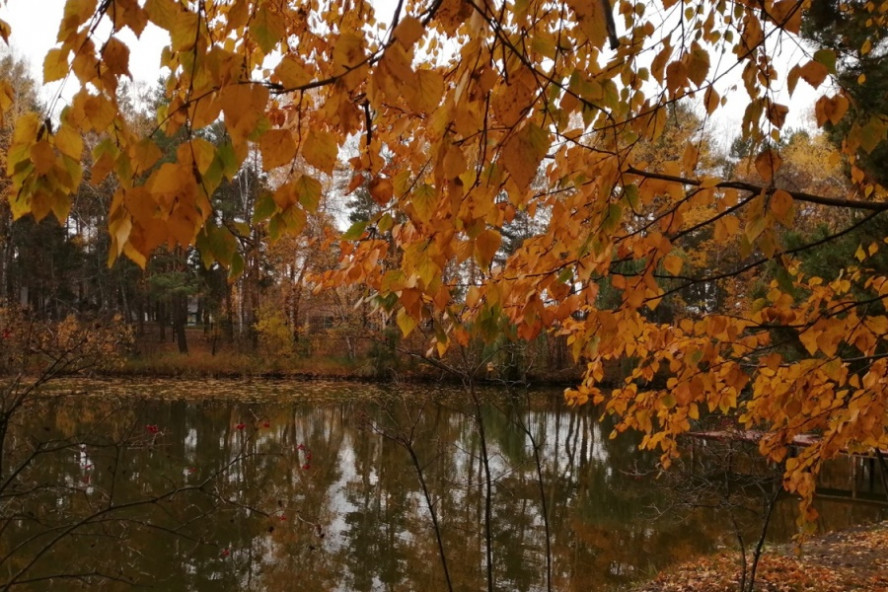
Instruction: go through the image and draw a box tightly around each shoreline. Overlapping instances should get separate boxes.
[630,519,888,592]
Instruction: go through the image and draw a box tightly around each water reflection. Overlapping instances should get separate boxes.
[1,380,884,591]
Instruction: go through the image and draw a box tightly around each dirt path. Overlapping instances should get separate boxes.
[633,520,888,592]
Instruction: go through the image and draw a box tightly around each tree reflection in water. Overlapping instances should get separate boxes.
[2,380,885,591]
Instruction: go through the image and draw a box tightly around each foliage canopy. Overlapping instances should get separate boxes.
[3,0,888,524]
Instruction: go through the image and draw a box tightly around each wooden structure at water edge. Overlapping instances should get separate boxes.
[685,430,888,505]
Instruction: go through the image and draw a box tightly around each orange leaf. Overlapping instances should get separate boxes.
[29,140,55,175]
[703,87,720,115]
[663,254,683,276]
[754,149,782,183]
[769,189,793,226]
[685,42,709,87]
[101,37,130,77]
[474,229,501,267]
[799,60,829,89]
[501,122,548,192]
[370,177,394,205]
[769,0,803,34]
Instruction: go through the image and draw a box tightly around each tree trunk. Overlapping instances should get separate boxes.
[174,294,188,353]
[157,301,166,342]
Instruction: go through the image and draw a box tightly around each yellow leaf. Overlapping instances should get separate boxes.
[861,38,872,56]
[123,242,148,269]
[274,56,312,88]
[185,137,216,174]
[333,32,365,71]
[170,10,199,51]
[663,254,683,276]
[90,141,116,186]
[855,244,866,262]
[224,0,250,31]
[303,129,339,174]
[681,144,699,173]
[855,116,888,153]
[109,215,133,258]
[249,5,284,54]
[295,175,322,212]
[273,184,295,209]
[54,124,83,161]
[190,93,221,128]
[466,286,481,308]
[259,129,296,171]
[798,329,819,355]
[410,183,435,223]
[394,16,425,48]
[147,162,192,197]
[221,83,268,140]
[145,0,179,31]
[130,139,162,175]
[714,214,740,242]
[43,48,69,83]
[396,307,417,337]
[408,69,444,114]
[64,0,98,26]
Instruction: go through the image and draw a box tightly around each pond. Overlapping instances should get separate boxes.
[1,379,885,591]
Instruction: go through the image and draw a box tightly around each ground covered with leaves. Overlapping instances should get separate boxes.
[634,520,888,592]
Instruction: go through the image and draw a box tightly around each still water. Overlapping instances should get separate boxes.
[1,379,885,591]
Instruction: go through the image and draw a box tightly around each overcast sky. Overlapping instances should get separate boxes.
[0,0,168,111]
[0,0,818,140]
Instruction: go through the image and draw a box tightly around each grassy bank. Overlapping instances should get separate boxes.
[118,327,582,383]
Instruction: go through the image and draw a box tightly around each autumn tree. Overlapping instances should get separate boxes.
[4,0,888,534]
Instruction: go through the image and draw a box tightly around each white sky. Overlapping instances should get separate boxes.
[0,0,168,112]
[0,0,820,143]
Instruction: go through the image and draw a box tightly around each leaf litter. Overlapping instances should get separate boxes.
[632,520,888,592]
